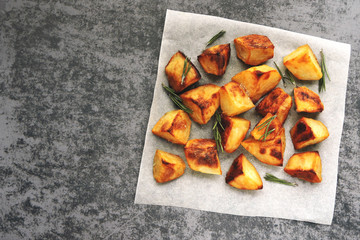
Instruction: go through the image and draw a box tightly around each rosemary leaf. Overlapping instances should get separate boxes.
[213,110,224,152]
[181,57,191,85]
[319,50,330,93]
[206,30,226,47]
[256,115,277,141]
[274,61,296,87]
[162,84,192,114]
[264,173,297,187]
[274,62,286,87]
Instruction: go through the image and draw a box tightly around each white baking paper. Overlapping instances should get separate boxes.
[134,9,351,225]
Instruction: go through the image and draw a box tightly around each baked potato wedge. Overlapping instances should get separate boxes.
[198,44,230,76]
[290,117,329,150]
[226,154,263,190]
[283,44,322,80]
[165,51,201,93]
[284,151,322,183]
[152,109,191,145]
[153,149,186,183]
[234,34,274,65]
[294,86,324,113]
[255,87,293,125]
[231,65,281,103]
[219,81,255,116]
[180,84,221,124]
[250,113,282,141]
[221,115,251,153]
[241,128,286,166]
[184,139,222,175]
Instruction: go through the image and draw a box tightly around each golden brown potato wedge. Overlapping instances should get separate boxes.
[233,34,274,66]
[250,113,282,141]
[283,44,322,80]
[219,81,255,116]
[232,65,281,103]
[255,87,293,125]
[226,154,263,190]
[284,151,322,183]
[180,84,221,124]
[165,51,201,93]
[290,117,329,150]
[153,149,186,183]
[294,86,324,113]
[152,109,191,145]
[241,128,286,166]
[198,44,231,76]
[221,115,251,153]
[184,139,222,175]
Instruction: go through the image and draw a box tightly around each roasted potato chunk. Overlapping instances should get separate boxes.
[232,65,281,103]
[250,113,282,141]
[234,34,274,65]
[290,117,329,150]
[153,149,186,183]
[152,109,191,145]
[221,115,251,153]
[241,128,286,166]
[197,44,230,76]
[283,44,322,80]
[165,51,201,93]
[284,151,322,183]
[294,86,324,113]
[219,81,255,116]
[226,154,263,190]
[184,139,222,175]
[255,87,293,125]
[180,84,221,124]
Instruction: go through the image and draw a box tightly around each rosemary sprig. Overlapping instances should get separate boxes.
[162,84,192,114]
[274,62,296,87]
[181,57,192,86]
[264,173,297,187]
[256,114,277,141]
[212,110,224,152]
[206,30,226,47]
[319,50,331,93]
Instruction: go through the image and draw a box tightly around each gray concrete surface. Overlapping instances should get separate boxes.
[0,0,359,239]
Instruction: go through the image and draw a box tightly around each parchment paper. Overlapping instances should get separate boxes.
[134,9,351,225]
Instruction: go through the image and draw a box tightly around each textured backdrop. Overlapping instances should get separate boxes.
[0,0,359,239]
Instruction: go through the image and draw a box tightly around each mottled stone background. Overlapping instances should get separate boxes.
[0,0,358,239]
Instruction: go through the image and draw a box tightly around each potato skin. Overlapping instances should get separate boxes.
[153,150,186,183]
[180,84,221,124]
[290,117,329,150]
[184,139,222,175]
[165,51,201,93]
[284,151,322,183]
[226,154,263,190]
[221,115,251,153]
[198,44,231,76]
[152,110,192,145]
[294,86,324,113]
[234,34,274,65]
[255,87,293,125]
[231,65,281,103]
[283,44,322,80]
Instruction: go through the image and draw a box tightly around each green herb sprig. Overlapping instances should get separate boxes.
[206,30,226,47]
[212,110,224,152]
[319,50,331,93]
[162,84,192,114]
[256,114,277,141]
[181,57,192,85]
[274,62,296,87]
[264,173,297,187]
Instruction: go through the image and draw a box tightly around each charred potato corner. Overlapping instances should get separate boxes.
[154,32,330,188]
